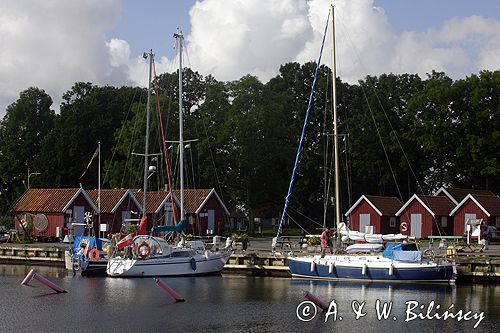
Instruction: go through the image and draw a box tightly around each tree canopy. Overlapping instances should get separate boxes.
[1,65,499,227]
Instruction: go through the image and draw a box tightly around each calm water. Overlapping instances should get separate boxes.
[0,264,498,333]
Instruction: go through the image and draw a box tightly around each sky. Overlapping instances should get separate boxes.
[1,0,500,120]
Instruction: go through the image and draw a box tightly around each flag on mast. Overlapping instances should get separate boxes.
[80,145,99,179]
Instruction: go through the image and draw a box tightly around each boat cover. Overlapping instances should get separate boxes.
[392,250,422,262]
[382,243,422,262]
[152,220,186,233]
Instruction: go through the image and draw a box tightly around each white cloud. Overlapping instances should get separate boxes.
[179,0,500,84]
[0,0,125,118]
[1,0,500,120]
[107,38,131,67]
[185,0,313,82]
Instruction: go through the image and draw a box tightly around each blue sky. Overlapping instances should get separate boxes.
[376,0,500,31]
[105,0,196,60]
[1,0,499,118]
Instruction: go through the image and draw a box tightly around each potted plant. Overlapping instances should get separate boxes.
[232,232,249,250]
[307,236,321,253]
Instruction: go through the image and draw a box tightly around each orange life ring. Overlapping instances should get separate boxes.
[88,248,100,261]
[136,242,151,259]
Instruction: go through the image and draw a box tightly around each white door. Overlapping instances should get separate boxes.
[208,209,215,232]
[411,214,422,238]
[73,206,85,223]
[359,214,370,232]
[464,213,476,232]
[164,203,173,226]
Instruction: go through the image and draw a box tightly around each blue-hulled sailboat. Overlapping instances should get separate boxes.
[280,5,455,283]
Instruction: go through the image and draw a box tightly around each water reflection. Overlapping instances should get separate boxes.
[0,264,498,333]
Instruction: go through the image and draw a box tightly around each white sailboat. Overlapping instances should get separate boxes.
[281,5,455,283]
[106,33,232,277]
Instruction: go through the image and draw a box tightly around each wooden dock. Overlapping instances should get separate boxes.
[1,243,500,281]
[0,243,66,264]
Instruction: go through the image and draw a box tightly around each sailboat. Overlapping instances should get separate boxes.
[106,33,232,277]
[281,5,455,283]
[66,143,112,277]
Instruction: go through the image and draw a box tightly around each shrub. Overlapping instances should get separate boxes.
[232,232,248,243]
[307,236,320,246]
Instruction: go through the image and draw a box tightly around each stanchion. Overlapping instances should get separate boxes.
[154,278,185,302]
[21,268,36,285]
[304,291,328,311]
[21,268,67,293]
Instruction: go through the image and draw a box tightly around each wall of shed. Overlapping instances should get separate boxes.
[452,199,490,235]
[190,195,227,235]
[348,200,381,233]
[398,200,435,238]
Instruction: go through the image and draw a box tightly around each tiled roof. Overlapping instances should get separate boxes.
[132,189,215,214]
[470,194,500,216]
[132,190,169,214]
[364,195,402,216]
[441,187,494,203]
[14,188,81,213]
[172,189,213,213]
[87,189,139,213]
[416,195,456,216]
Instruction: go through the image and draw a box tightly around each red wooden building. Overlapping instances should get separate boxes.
[396,194,456,238]
[173,189,229,235]
[449,194,500,235]
[87,189,141,234]
[14,187,97,239]
[345,195,402,234]
[134,188,229,236]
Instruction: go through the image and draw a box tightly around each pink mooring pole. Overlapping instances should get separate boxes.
[21,268,67,293]
[154,278,185,302]
[304,291,329,311]
[21,268,36,285]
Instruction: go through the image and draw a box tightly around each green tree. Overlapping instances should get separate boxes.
[35,83,144,188]
[0,87,55,189]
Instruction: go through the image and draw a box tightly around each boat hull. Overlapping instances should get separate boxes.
[107,251,231,277]
[288,256,455,283]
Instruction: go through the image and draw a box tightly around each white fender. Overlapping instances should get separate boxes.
[388,263,394,276]
[362,263,367,275]
[328,262,334,274]
[310,261,316,272]
[204,250,210,260]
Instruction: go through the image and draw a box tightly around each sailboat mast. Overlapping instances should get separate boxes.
[174,31,185,221]
[143,50,153,216]
[98,141,101,229]
[330,5,341,228]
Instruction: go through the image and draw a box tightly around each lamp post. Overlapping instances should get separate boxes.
[27,168,41,189]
